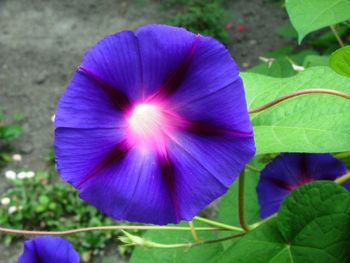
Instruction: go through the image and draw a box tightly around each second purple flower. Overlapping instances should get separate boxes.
[54,24,255,224]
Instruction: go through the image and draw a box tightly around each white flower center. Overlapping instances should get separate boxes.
[128,104,164,139]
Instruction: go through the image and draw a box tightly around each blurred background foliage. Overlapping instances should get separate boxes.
[164,0,231,45]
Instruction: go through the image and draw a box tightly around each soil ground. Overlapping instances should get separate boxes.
[0,0,291,261]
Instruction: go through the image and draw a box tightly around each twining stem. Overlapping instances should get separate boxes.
[238,170,251,232]
[0,225,222,237]
[335,172,350,185]
[129,232,246,249]
[188,221,200,243]
[248,89,350,114]
[245,164,261,173]
[330,25,345,47]
[249,213,277,230]
[194,216,243,232]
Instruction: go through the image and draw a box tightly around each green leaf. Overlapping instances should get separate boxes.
[216,219,291,263]
[129,222,223,263]
[330,46,350,77]
[288,49,318,65]
[266,46,295,58]
[303,55,330,68]
[0,124,22,140]
[217,182,350,263]
[285,0,350,43]
[248,58,296,78]
[243,67,350,154]
[276,21,298,39]
[277,182,350,263]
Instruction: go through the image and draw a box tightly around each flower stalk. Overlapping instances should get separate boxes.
[248,89,350,114]
[238,169,251,232]
[188,221,201,243]
[335,172,350,185]
[119,231,245,249]
[194,216,243,232]
[330,25,345,47]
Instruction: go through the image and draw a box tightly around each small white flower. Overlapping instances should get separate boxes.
[12,154,22,162]
[8,206,17,214]
[26,171,35,178]
[1,197,10,205]
[17,171,27,179]
[5,170,16,180]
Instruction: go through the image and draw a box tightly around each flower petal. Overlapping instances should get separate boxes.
[166,132,255,220]
[257,153,348,218]
[168,34,241,108]
[55,127,177,224]
[135,24,198,99]
[56,30,142,129]
[54,127,127,187]
[299,153,348,181]
[178,78,253,135]
[136,26,249,135]
[79,147,177,224]
[80,30,142,104]
[18,236,79,263]
[55,72,127,129]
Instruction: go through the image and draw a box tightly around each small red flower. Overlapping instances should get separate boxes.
[236,24,245,33]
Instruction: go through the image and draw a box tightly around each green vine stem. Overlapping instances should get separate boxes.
[238,169,251,232]
[0,225,223,237]
[330,25,345,47]
[194,216,243,232]
[248,89,350,114]
[188,221,200,243]
[335,172,350,185]
[245,164,261,173]
[120,231,245,249]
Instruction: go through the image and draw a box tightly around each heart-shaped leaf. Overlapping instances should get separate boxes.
[216,182,350,263]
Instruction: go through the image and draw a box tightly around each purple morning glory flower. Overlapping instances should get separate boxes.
[54,24,255,224]
[18,236,79,263]
[257,153,349,218]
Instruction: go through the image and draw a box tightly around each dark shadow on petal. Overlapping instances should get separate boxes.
[266,177,294,191]
[31,240,42,263]
[149,35,202,101]
[185,120,254,138]
[77,139,130,189]
[78,66,132,113]
[158,151,180,223]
